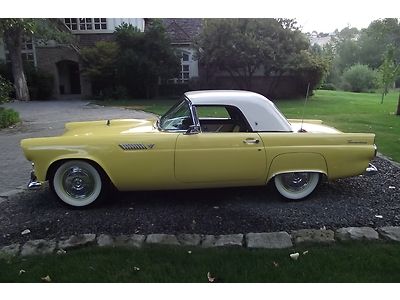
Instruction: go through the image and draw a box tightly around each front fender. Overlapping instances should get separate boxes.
[266,153,328,183]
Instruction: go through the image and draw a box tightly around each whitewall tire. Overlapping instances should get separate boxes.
[274,172,320,200]
[52,160,104,207]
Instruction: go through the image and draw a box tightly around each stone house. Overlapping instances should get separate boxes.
[0,18,146,99]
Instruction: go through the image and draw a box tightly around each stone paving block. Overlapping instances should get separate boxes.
[201,234,244,247]
[0,243,20,257]
[335,227,379,241]
[201,235,217,248]
[146,234,180,246]
[58,234,96,250]
[97,234,114,247]
[246,232,293,249]
[378,226,400,242]
[177,234,202,246]
[114,234,145,248]
[292,229,335,244]
[21,239,56,256]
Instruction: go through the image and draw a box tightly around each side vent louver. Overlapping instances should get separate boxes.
[119,143,154,151]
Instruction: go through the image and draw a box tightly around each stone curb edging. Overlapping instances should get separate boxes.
[1,226,400,258]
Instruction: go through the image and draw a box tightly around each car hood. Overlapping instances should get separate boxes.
[63,118,159,136]
[289,119,342,133]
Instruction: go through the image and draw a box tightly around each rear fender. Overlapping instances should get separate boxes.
[266,153,328,183]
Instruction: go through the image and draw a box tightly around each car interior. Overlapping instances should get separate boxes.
[196,105,252,133]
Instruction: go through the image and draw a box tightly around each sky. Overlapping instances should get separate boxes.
[1,0,398,35]
[296,16,377,34]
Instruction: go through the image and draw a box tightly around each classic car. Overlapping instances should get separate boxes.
[21,90,378,207]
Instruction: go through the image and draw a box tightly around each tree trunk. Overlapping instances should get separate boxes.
[4,27,30,101]
[396,92,400,116]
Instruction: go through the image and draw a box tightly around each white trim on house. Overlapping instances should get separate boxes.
[63,18,145,34]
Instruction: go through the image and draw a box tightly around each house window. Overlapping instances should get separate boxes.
[64,18,107,31]
[5,37,35,66]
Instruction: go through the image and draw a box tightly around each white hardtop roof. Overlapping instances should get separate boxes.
[184,90,292,132]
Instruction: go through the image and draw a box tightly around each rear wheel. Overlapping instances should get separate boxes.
[274,172,320,200]
[51,160,105,207]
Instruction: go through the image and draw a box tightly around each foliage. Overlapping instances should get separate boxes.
[0,18,71,101]
[81,41,120,98]
[0,107,19,128]
[114,21,180,99]
[0,62,54,100]
[25,65,55,100]
[0,75,13,103]
[377,46,400,103]
[82,21,180,99]
[195,18,327,97]
[341,64,377,92]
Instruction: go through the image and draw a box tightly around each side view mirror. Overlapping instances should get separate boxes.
[184,125,201,135]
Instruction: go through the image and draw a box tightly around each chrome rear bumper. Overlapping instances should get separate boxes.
[28,164,42,190]
[364,163,378,176]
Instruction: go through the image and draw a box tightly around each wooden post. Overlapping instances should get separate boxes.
[396,92,400,116]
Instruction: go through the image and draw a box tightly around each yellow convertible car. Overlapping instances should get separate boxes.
[21,90,378,207]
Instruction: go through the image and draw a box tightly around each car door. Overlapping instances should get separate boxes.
[174,132,266,184]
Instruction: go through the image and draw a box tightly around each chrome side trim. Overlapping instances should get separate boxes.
[364,163,378,176]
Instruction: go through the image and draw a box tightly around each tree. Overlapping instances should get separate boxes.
[0,19,35,101]
[195,18,326,96]
[342,64,377,92]
[114,21,180,98]
[81,41,120,97]
[377,46,399,104]
[0,18,71,101]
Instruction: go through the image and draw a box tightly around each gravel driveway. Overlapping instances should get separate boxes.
[0,100,153,194]
[0,100,399,247]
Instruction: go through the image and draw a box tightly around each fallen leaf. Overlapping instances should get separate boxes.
[21,229,31,235]
[187,250,192,254]
[19,269,26,275]
[207,272,215,283]
[272,261,279,267]
[302,250,309,255]
[375,215,383,219]
[213,206,219,209]
[133,267,140,271]
[290,253,300,260]
[41,275,51,282]
[320,225,326,230]
[389,186,395,189]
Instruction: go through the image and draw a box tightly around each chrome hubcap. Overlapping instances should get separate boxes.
[280,172,311,192]
[62,166,95,199]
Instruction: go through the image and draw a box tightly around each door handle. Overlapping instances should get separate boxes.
[243,138,260,144]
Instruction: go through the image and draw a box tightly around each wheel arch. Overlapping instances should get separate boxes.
[46,157,114,188]
[266,152,328,183]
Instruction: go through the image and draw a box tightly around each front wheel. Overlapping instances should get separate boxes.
[51,160,105,207]
[274,172,320,200]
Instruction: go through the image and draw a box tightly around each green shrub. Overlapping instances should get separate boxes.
[319,83,336,90]
[25,65,54,100]
[0,75,13,103]
[341,64,377,92]
[0,107,20,128]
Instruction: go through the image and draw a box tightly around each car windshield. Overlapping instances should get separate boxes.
[159,98,193,131]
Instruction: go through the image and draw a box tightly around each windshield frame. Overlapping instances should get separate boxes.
[158,96,200,132]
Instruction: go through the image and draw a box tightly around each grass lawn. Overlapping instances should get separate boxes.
[1,242,400,282]
[95,90,400,161]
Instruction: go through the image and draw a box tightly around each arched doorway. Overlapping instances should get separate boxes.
[56,60,81,95]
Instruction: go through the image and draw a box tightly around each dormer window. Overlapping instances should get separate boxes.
[64,18,107,31]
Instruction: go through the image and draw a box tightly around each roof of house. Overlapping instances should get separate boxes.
[161,19,203,44]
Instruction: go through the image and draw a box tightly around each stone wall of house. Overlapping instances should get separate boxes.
[74,33,115,48]
[35,46,91,99]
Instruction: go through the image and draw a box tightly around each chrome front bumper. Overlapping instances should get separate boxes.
[364,163,378,176]
[28,164,42,190]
